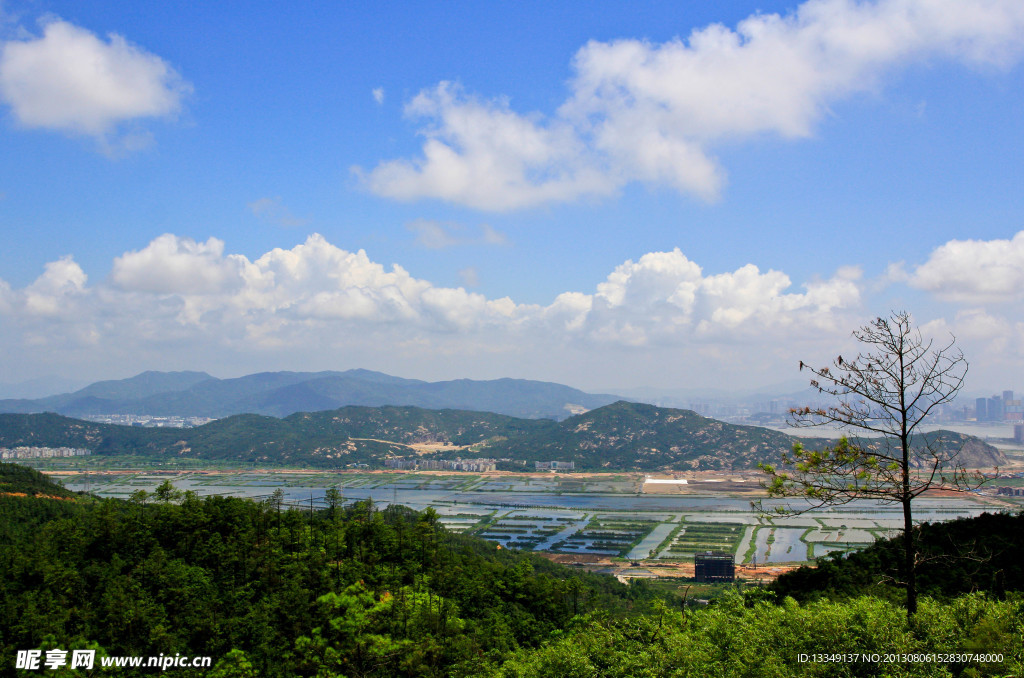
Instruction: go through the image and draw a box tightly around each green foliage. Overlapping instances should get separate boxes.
[489,593,1023,677]
[0,464,642,677]
[3,464,1022,677]
[0,402,995,471]
[772,512,1024,604]
[472,401,798,471]
[0,407,550,467]
[0,462,78,497]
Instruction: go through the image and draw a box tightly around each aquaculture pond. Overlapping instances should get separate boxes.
[56,470,998,564]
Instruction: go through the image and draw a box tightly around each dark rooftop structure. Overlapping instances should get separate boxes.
[694,551,735,582]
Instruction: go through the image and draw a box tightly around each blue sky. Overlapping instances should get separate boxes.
[1,0,1023,396]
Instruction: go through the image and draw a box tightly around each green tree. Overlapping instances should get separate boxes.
[759,311,973,617]
[154,480,183,503]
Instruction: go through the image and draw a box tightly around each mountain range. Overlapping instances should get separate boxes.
[0,369,621,421]
[0,401,1006,471]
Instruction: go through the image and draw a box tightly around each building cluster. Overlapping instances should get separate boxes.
[80,414,214,428]
[1,446,90,460]
[384,458,497,472]
[996,487,1024,497]
[534,461,575,471]
[683,388,1024,427]
[975,391,1023,422]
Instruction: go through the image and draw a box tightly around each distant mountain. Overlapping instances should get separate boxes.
[0,401,1002,471]
[0,370,621,421]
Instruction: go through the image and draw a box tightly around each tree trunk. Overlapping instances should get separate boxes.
[903,496,917,617]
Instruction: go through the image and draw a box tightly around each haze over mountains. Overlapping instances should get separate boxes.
[0,370,622,421]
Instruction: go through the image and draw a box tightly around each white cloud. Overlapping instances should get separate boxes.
[575,249,861,345]
[4,233,1024,391]
[248,197,308,228]
[361,0,1024,209]
[909,231,1024,302]
[360,82,616,210]
[0,19,190,145]
[111,234,249,296]
[0,235,863,350]
[372,87,384,104]
[23,255,87,316]
[406,218,509,249]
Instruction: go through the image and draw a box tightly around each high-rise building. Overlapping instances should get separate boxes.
[988,396,1003,421]
[976,397,988,421]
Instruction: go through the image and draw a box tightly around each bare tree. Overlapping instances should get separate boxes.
[759,311,974,617]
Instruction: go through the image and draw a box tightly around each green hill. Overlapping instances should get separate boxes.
[475,400,798,470]
[0,402,1004,470]
[0,462,77,497]
[0,463,640,677]
[0,407,550,466]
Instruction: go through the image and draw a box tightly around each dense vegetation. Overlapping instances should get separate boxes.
[0,465,643,677]
[771,512,1024,604]
[490,514,1024,677]
[0,408,548,466]
[0,462,78,497]
[475,401,797,470]
[486,592,1022,676]
[2,464,1022,676]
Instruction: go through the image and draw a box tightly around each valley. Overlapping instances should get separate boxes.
[45,464,1013,582]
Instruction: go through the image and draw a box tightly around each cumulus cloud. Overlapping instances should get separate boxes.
[360,82,616,210]
[111,235,253,296]
[572,249,861,346]
[5,232,1024,390]
[0,234,863,355]
[361,0,1024,209]
[0,19,190,147]
[372,87,384,104]
[22,255,87,316]
[909,231,1024,302]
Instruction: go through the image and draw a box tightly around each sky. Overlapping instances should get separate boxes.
[0,0,1023,397]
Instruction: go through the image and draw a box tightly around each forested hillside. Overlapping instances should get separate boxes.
[771,512,1024,603]
[0,400,1004,471]
[2,465,1021,677]
[0,407,553,465]
[476,400,797,470]
[0,465,641,677]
